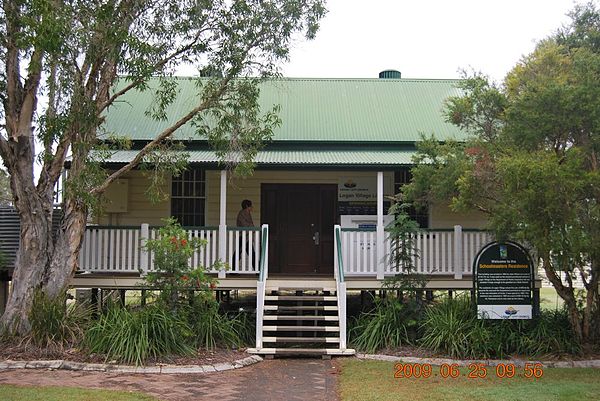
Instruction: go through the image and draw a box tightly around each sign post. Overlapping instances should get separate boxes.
[473,241,533,319]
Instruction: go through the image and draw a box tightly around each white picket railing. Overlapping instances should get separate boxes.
[340,226,493,278]
[78,226,142,273]
[226,227,261,274]
[78,225,261,274]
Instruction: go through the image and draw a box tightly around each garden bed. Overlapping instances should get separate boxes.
[0,342,249,367]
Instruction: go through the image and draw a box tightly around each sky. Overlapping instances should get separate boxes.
[281,0,579,82]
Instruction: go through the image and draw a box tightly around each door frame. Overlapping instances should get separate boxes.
[261,183,338,276]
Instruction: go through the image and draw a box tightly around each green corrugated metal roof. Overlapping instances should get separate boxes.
[101,149,416,166]
[103,77,467,143]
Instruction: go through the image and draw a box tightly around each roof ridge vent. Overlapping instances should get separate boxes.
[379,70,401,79]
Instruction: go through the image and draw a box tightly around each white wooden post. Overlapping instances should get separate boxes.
[256,280,265,349]
[376,171,384,280]
[333,225,339,281]
[140,223,149,275]
[218,170,227,279]
[338,282,347,350]
[453,225,463,280]
[262,224,269,279]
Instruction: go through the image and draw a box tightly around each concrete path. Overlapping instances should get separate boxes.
[0,358,340,401]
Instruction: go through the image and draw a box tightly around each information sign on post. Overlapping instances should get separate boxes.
[473,241,533,319]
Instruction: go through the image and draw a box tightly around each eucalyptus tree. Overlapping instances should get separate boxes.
[0,0,326,334]
[404,3,600,344]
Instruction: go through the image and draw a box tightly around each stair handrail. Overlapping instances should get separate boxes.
[255,224,269,350]
[335,225,345,283]
[334,224,347,350]
[258,224,269,282]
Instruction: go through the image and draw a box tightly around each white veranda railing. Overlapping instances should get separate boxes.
[78,225,262,275]
[339,226,492,278]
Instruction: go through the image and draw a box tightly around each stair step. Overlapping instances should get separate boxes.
[262,325,340,332]
[247,347,356,356]
[265,295,337,301]
[264,305,338,311]
[262,337,340,343]
[264,315,339,321]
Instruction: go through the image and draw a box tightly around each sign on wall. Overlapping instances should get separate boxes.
[338,177,377,201]
[337,176,392,215]
[473,241,533,319]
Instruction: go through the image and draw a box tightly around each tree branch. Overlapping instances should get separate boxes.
[91,76,232,195]
[97,31,211,114]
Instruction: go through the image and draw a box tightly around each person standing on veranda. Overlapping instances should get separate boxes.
[235,199,255,268]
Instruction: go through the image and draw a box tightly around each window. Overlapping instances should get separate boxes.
[394,169,429,228]
[171,168,205,226]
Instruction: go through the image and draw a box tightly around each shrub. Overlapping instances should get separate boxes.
[84,304,194,365]
[144,218,217,310]
[26,291,92,351]
[349,298,421,353]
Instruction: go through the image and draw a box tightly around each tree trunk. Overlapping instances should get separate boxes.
[582,259,599,343]
[0,161,54,334]
[43,200,87,299]
[541,256,583,343]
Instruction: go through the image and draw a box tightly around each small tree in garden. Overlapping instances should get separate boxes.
[384,198,428,293]
[144,219,218,310]
[349,199,428,351]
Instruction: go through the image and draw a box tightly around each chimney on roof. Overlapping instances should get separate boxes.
[379,70,401,79]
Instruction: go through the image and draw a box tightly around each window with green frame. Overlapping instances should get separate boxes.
[171,167,205,227]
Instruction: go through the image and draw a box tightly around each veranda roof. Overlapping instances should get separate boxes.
[101,148,416,168]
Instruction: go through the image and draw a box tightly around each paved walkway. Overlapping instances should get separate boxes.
[0,358,340,401]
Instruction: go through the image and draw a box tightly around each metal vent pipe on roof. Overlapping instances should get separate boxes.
[378,70,401,79]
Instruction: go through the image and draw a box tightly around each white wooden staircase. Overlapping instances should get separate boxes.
[247,280,355,357]
[247,225,354,357]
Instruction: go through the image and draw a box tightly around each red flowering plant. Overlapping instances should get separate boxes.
[144,218,218,309]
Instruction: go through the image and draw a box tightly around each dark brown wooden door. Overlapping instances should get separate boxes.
[261,184,337,275]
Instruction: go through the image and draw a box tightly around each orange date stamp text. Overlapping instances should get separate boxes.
[394,363,544,379]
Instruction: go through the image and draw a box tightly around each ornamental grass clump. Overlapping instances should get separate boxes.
[186,302,253,350]
[419,295,493,359]
[84,304,194,366]
[25,290,92,352]
[349,298,422,353]
[420,296,581,359]
[488,308,582,357]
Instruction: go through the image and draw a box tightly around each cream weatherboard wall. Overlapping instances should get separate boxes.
[97,169,487,229]
[96,170,170,226]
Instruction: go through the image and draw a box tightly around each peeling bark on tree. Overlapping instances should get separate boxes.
[0,138,54,334]
[43,202,87,299]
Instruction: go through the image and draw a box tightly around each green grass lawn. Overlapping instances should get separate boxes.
[0,385,157,401]
[338,359,600,401]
